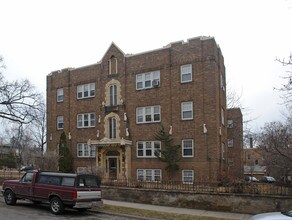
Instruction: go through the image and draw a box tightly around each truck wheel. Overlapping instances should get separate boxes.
[49,197,64,215]
[4,190,17,205]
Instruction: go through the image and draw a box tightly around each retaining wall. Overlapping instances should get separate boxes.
[102,186,292,215]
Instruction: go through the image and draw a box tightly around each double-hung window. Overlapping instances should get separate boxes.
[181,102,193,120]
[137,169,161,182]
[136,70,160,90]
[77,143,96,158]
[182,170,194,184]
[57,116,64,129]
[77,113,95,128]
[109,84,117,106]
[57,88,64,102]
[182,139,194,157]
[227,120,233,128]
[228,139,234,148]
[137,141,161,158]
[109,117,117,139]
[136,105,160,123]
[181,64,192,83]
[77,83,95,99]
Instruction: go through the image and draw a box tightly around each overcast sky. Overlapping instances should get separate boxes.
[1,0,292,130]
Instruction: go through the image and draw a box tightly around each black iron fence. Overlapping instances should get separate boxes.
[102,179,292,196]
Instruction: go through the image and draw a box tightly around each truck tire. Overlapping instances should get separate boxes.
[4,189,17,205]
[49,197,64,215]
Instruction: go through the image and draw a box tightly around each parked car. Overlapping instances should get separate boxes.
[262,176,276,183]
[245,176,259,182]
[250,210,292,219]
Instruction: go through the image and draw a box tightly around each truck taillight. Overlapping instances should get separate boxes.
[73,191,77,200]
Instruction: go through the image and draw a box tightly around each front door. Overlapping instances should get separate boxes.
[109,158,117,179]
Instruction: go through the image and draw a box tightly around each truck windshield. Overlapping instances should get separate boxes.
[77,176,100,188]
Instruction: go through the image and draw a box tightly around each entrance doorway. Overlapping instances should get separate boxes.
[106,151,120,180]
[109,158,117,179]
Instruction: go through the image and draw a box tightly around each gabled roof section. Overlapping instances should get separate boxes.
[100,42,125,63]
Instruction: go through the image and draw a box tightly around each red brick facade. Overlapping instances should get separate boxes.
[46,36,242,182]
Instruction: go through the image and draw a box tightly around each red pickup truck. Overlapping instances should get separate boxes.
[1,170,103,214]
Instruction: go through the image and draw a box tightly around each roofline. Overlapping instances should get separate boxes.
[125,36,216,58]
[48,36,216,74]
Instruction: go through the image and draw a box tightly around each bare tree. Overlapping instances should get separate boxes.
[7,124,34,167]
[30,101,46,153]
[0,56,5,69]
[0,56,43,125]
[227,85,242,109]
[42,150,59,171]
[275,54,292,104]
[227,83,257,148]
[258,121,292,183]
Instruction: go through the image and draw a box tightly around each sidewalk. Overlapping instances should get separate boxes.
[103,199,252,220]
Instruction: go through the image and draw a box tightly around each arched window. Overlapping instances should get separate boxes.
[110,84,117,106]
[109,117,117,139]
[108,56,117,75]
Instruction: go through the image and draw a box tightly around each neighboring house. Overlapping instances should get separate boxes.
[0,144,17,158]
[243,148,266,179]
[46,36,243,182]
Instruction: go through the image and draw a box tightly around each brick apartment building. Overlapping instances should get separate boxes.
[46,36,243,182]
[227,108,243,179]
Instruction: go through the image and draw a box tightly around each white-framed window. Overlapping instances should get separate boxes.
[221,108,225,125]
[109,117,117,139]
[220,73,225,91]
[57,88,64,102]
[136,105,161,124]
[228,139,234,148]
[181,102,193,120]
[136,70,160,90]
[57,116,64,130]
[182,170,194,184]
[77,83,95,99]
[181,64,192,83]
[227,119,233,128]
[182,139,194,157]
[77,113,95,128]
[90,145,96,157]
[137,141,161,158]
[137,169,161,182]
[109,84,117,106]
[221,143,225,160]
[77,143,96,158]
